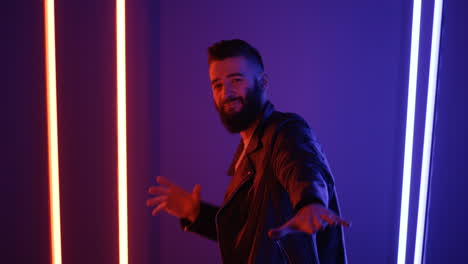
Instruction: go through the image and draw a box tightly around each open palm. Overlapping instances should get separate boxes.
[146,176,201,222]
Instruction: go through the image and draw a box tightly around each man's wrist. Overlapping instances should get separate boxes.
[187,202,200,222]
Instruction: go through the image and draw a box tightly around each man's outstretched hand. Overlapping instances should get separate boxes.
[146,176,201,222]
[268,204,350,240]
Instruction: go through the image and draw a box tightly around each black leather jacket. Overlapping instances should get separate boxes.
[181,102,347,263]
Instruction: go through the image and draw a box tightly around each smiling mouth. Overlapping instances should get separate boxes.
[223,99,242,113]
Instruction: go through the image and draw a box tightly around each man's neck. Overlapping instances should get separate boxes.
[240,118,259,148]
[239,101,267,148]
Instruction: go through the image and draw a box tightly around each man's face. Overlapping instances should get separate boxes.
[209,56,264,133]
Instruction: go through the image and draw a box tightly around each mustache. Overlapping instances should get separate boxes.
[222,97,244,105]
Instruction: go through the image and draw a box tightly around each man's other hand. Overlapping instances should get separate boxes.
[268,204,350,240]
[146,176,201,222]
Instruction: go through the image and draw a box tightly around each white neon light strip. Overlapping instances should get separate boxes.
[44,0,62,263]
[116,0,129,263]
[413,0,443,263]
[397,0,422,263]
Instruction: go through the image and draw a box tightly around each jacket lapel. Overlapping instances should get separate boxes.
[227,140,244,177]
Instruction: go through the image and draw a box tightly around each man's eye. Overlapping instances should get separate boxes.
[232,78,242,83]
[213,83,222,90]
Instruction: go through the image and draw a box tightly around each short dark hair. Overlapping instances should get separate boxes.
[208,39,264,71]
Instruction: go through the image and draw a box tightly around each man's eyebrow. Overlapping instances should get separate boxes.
[227,73,245,78]
[211,73,245,85]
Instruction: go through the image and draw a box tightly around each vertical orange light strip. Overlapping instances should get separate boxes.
[44,0,62,264]
[116,0,129,263]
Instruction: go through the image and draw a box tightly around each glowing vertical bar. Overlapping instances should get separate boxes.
[44,0,62,263]
[397,0,422,263]
[413,0,443,263]
[116,0,129,263]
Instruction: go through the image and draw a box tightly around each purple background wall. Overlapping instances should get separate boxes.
[2,0,467,263]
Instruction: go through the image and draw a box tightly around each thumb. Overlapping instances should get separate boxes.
[192,184,201,201]
[268,225,294,240]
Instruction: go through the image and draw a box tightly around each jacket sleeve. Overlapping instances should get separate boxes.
[272,118,334,212]
[179,201,219,241]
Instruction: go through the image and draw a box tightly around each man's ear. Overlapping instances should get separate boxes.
[257,72,269,91]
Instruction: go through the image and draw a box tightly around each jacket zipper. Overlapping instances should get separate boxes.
[215,177,253,259]
[275,240,293,264]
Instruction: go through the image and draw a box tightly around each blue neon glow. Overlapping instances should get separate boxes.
[397,0,422,263]
[413,0,443,263]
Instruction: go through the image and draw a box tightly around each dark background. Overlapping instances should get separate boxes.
[2,0,467,263]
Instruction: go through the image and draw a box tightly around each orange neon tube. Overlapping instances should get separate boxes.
[44,0,62,263]
[116,0,129,263]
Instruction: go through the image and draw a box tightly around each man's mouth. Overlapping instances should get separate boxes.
[223,99,242,113]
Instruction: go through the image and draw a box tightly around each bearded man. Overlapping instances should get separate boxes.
[147,39,348,264]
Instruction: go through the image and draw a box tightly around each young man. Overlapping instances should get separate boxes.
[147,39,348,263]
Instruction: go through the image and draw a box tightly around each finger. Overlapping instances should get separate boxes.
[337,218,351,228]
[156,176,175,188]
[192,184,201,200]
[320,214,337,226]
[148,186,169,195]
[151,201,167,216]
[322,214,351,228]
[311,214,323,232]
[268,225,298,240]
[146,196,167,207]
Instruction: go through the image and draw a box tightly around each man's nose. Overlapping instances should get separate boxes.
[222,83,236,99]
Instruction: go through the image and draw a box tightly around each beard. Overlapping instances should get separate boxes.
[215,80,264,133]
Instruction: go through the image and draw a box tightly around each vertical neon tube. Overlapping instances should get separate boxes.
[116,0,129,263]
[397,0,422,263]
[44,0,62,263]
[413,0,443,263]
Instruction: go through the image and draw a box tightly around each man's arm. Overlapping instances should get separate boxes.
[270,118,349,238]
[272,118,331,211]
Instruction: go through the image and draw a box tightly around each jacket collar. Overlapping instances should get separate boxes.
[227,101,275,176]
